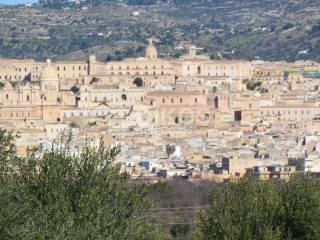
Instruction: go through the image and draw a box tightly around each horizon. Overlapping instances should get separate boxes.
[0,0,37,4]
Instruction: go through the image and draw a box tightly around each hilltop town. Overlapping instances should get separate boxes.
[1,1,320,239]
[1,39,320,181]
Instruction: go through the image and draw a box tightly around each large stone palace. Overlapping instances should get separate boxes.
[0,39,251,124]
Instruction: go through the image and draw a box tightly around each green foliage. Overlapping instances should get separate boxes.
[165,144,176,158]
[133,77,144,87]
[245,81,262,91]
[69,121,80,128]
[197,176,320,240]
[0,130,164,239]
[170,224,190,239]
[0,129,19,176]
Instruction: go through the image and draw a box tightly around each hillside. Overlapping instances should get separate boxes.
[0,0,319,61]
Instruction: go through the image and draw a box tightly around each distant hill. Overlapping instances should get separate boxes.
[0,0,319,61]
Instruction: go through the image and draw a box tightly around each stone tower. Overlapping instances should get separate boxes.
[40,59,59,91]
[145,38,158,60]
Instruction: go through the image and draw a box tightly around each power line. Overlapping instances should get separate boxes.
[149,210,199,214]
[155,222,197,226]
[149,206,208,210]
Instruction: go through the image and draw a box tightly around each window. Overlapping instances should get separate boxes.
[121,94,127,101]
[195,98,198,103]
[180,98,183,103]
[162,99,165,103]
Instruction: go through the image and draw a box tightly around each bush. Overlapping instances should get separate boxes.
[133,77,143,87]
[0,130,164,239]
[197,176,320,240]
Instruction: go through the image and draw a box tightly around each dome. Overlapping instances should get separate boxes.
[40,59,59,81]
[145,39,157,60]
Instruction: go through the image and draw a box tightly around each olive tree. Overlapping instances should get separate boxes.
[197,176,320,240]
[0,130,165,239]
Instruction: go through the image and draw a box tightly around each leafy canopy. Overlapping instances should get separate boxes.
[0,129,164,240]
[197,176,320,240]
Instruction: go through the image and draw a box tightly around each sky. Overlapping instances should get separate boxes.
[0,0,37,4]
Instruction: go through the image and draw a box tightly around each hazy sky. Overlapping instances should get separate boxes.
[0,0,37,4]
